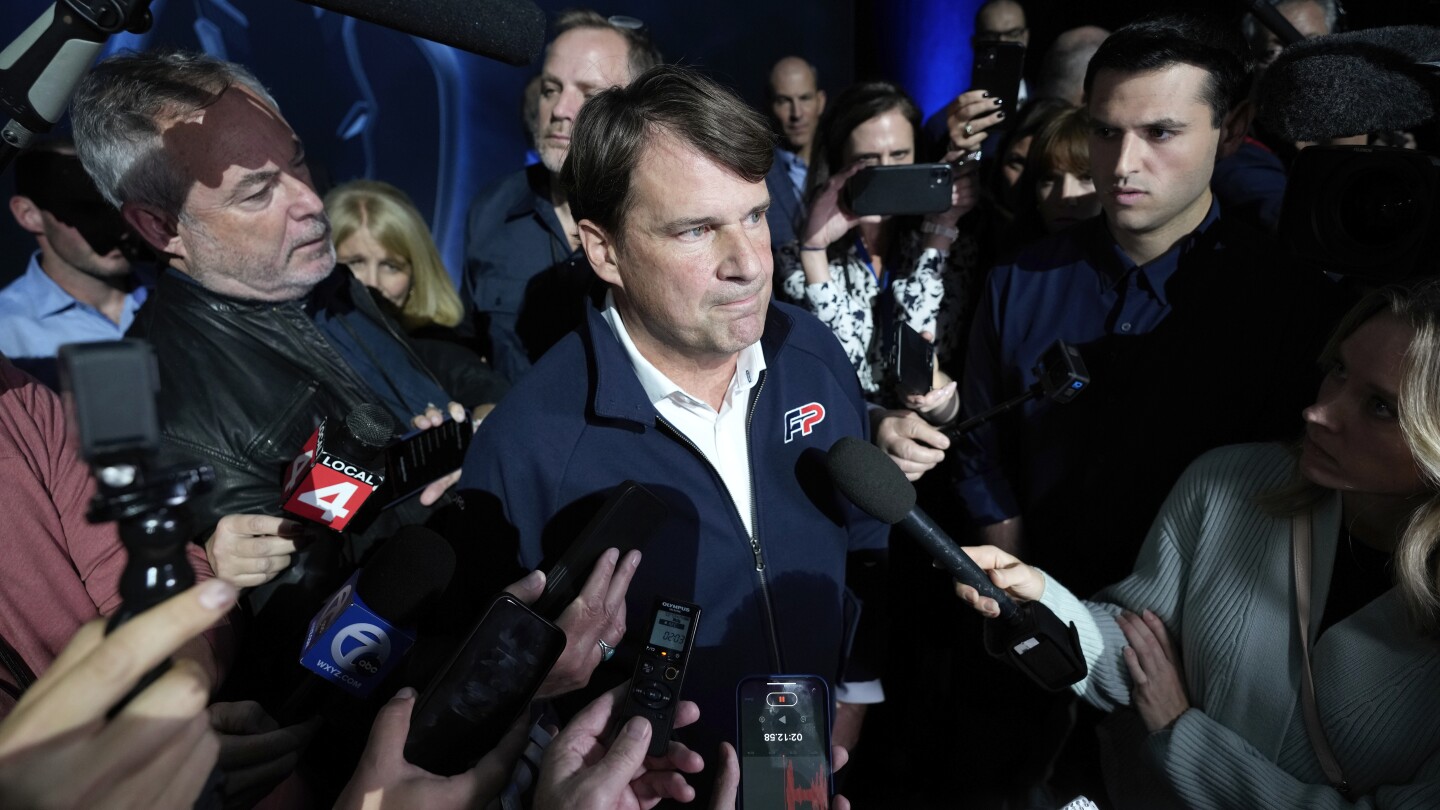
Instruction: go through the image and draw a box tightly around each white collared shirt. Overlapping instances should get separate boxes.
[602,291,765,535]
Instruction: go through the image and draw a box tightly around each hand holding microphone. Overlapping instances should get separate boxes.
[204,514,308,589]
[827,437,1086,691]
[950,544,1047,617]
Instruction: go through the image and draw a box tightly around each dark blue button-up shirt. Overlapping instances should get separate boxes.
[953,202,1345,595]
[461,164,591,383]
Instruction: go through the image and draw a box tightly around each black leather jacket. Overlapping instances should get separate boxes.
[129,267,448,540]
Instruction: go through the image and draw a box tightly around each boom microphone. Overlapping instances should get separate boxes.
[826,437,1087,691]
[276,525,456,722]
[0,2,140,170]
[295,0,547,66]
[1257,26,1440,141]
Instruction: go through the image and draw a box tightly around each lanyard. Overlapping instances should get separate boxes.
[854,235,888,291]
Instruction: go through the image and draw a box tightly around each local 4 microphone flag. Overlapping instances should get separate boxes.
[282,417,384,531]
[299,570,416,698]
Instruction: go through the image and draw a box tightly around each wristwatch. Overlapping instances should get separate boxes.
[920,220,959,241]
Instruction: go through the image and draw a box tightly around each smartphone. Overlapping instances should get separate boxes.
[403,593,565,776]
[615,597,702,757]
[892,322,935,397]
[969,41,1026,116]
[380,416,474,507]
[842,164,953,217]
[737,675,833,810]
[531,480,668,620]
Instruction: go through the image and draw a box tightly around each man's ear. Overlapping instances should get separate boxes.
[9,196,43,235]
[577,218,622,288]
[816,89,827,116]
[1217,99,1254,161]
[122,202,183,256]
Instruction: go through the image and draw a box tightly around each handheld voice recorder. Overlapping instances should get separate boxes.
[616,596,701,757]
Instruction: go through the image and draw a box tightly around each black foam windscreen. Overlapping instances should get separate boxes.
[345,404,394,449]
[1258,26,1440,141]
[355,525,456,624]
[295,0,547,66]
[825,436,916,525]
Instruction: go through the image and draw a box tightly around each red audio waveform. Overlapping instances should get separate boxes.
[783,758,828,810]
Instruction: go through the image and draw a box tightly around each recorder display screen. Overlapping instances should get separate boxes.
[649,609,691,652]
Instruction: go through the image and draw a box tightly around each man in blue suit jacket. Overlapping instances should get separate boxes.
[764,57,825,250]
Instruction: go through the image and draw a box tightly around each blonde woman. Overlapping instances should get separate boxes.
[325,179,465,335]
[326,179,507,413]
[959,283,1440,808]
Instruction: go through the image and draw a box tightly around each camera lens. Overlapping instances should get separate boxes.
[1336,168,1423,247]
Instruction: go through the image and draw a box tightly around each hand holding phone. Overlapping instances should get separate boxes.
[841,164,954,217]
[534,681,704,809]
[403,592,565,776]
[736,675,834,809]
[947,89,1007,155]
[969,41,1025,114]
[891,322,935,398]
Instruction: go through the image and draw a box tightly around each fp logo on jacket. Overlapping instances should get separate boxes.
[784,402,826,443]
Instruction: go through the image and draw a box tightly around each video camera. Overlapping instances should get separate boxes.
[59,340,213,628]
[1257,24,1440,282]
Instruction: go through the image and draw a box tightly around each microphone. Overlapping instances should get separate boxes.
[1257,26,1440,141]
[827,436,1019,621]
[276,525,456,722]
[825,436,1087,691]
[295,0,547,66]
[281,405,394,531]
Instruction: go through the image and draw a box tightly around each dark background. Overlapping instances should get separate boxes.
[0,0,1434,283]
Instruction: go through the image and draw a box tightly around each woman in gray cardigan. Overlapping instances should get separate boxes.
[957,282,1440,809]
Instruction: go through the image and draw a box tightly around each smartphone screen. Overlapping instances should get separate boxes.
[404,593,564,776]
[381,416,474,508]
[738,676,832,810]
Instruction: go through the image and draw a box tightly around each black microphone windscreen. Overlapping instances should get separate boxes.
[296,0,547,66]
[346,404,395,449]
[825,436,916,525]
[1258,26,1440,141]
[355,525,456,624]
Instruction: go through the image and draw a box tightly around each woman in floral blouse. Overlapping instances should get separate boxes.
[778,81,977,402]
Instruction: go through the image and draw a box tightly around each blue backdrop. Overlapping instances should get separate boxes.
[0,0,859,283]
[10,0,1421,284]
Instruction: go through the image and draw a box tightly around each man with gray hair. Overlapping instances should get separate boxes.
[462,9,661,382]
[69,50,462,549]
[457,63,888,792]
[68,51,637,720]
